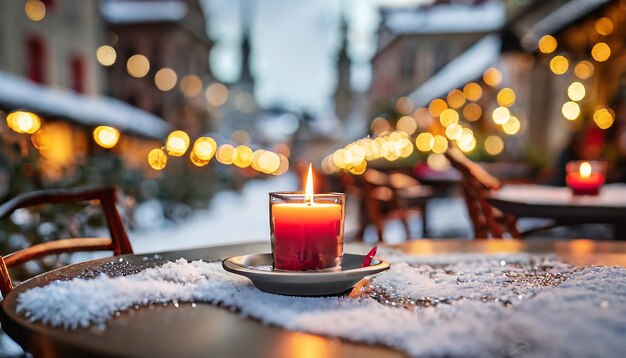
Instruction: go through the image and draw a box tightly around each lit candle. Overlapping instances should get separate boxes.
[270,165,345,271]
[566,161,605,196]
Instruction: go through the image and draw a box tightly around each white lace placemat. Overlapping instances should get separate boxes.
[16,250,626,358]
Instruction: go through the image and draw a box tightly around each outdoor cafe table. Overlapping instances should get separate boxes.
[2,239,626,357]
[488,183,626,239]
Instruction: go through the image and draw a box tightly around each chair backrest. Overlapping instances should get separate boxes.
[0,186,133,297]
[445,148,519,239]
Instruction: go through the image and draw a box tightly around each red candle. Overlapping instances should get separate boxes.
[270,165,345,271]
[566,161,605,196]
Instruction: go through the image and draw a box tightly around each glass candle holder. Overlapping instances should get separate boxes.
[566,160,606,196]
[270,192,345,271]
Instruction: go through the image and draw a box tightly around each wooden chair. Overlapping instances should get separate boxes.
[0,186,133,297]
[445,148,520,239]
[353,169,431,242]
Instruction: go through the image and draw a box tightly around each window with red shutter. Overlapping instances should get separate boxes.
[71,55,86,93]
[26,37,46,84]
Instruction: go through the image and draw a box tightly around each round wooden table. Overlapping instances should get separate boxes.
[488,183,626,239]
[2,240,626,357]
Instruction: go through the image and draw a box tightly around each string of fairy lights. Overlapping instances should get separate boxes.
[322,65,516,175]
[14,0,287,176]
[324,5,622,176]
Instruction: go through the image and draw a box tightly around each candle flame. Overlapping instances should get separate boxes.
[305,163,314,205]
[580,162,592,178]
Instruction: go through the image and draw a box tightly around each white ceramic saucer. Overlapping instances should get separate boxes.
[222,253,390,296]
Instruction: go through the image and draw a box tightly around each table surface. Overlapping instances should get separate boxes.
[488,183,626,226]
[3,239,626,358]
[491,183,626,207]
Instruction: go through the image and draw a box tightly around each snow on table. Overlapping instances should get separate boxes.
[493,183,626,207]
[16,251,626,358]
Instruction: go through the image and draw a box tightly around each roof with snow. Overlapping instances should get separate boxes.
[408,35,501,107]
[521,0,610,51]
[0,71,170,140]
[100,0,188,25]
[383,1,506,35]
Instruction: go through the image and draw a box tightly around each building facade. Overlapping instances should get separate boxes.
[0,0,105,94]
[102,0,214,138]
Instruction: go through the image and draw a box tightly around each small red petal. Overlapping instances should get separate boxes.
[360,246,378,268]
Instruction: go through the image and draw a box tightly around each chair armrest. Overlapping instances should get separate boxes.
[0,186,116,219]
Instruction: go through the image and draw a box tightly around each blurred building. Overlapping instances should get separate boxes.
[369,1,506,114]
[334,19,353,121]
[101,0,214,137]
[0,0,105,94]
[516,0,626,178]
[0,0,167,188]
[216,27,259,139]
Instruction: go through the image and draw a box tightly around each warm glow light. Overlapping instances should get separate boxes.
[561,101,580,120]
[574,61,594,80]
[550,55,569,75]
[370,117,390,134]
[395,97,413,114]
[595,17,614,36]
[492,107,510,125]
[332,149,352,168]
[439,109,459,127]
[127,54,150,78]
[93,126,120,148]
[154,68,177,91]
[30,128,48,149]
[25,0,45,21]
[273,154,290,175]
[446,89,465,109]
[427,153,450,171]
[205,83,229,107]
[396,115,417,135]
[483,68,502,87]
[180,75,202,97]
[458,127,474,146]
[428,99,448,117]
[485,135,504,156]
[463,82,482,102]
[463,103,482,121]
[349,160,367,175]
[591,42,611,62]
[398,136,414,158]
[7,111,41,134]
[567,82,586,101]
[445,123,462,140]
[148,148,168,170]
[432,135,448,154]
[165,130,190,156]
[305,164,314,204]
[258,151,280,173]
[593,108,614,129]
[457,131,476,152]
[416,132,434,152]
[502,116,521,135]
[233,145,253,168]
[413,108,433,129]
[190,151,209,167]
[216,144,235,164]
[96,45,117,66]
[192,137,217,161]
[497,88,516,107]
[346,143,366,166]
[538,35,557,54]
[579,162,592,178]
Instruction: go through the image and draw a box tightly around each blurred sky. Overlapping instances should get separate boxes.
[201,0,434,114]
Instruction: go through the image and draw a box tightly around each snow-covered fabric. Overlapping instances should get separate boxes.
[16,251,626,358]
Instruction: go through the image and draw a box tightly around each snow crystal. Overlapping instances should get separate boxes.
[16,253,626,358]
